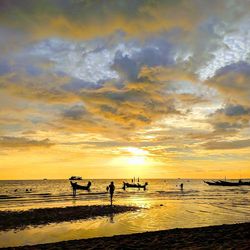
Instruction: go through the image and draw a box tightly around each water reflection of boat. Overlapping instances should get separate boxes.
[69,176,82,180]
[204,180,250,186]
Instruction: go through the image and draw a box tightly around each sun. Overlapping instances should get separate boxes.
[123,147,148,166]
[125,147,148,156]
[127,156,146,165]
[110,147,149,168]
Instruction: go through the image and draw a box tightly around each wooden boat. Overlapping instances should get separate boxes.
[70,181,91,196]
[123,182,148,190]
[204,180,250,186]
[204,181,222,185]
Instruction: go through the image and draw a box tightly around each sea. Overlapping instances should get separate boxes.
[0,179,249,247]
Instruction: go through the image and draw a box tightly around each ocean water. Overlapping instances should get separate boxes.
[0,179,250,247]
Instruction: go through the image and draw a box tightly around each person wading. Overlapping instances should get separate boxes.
[107,181,115,206]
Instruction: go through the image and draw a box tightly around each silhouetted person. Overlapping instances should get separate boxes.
[71,181,77,196]
[107,181,115,206]
[180,183,184,190]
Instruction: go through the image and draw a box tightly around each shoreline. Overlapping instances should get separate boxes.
[3,222,250,249]
[0,205,139,231]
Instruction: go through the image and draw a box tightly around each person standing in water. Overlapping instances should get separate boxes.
[180,183,184,190]
[107,181,115,206]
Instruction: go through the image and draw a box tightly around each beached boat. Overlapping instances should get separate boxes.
[69,176,82,180]
[204,180,250,186]
[123,182,148,190]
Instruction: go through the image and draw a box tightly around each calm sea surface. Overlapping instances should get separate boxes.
[0,179,249,247]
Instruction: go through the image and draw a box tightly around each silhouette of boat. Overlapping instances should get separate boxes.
[69,176,82,180]
[70,181,91,190]
[123,182,148,190]
[204,180,250,186]
[204,181,221,185]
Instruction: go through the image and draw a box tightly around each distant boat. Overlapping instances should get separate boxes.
[204,180,250,186]
[122,182,148,190]
[43,178,47,180]
[69,176,82,180]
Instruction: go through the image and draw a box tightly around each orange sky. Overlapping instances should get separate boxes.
[0,0,250,179]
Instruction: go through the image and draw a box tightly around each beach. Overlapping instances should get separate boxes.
[4,222,250,249]
[0,205,139,231]
[0,179,249,248]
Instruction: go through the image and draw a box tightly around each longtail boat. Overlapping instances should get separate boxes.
[122,182,148,190]
[70,181,91,196]
[204,180,250,186]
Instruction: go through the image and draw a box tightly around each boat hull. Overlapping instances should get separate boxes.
[123,182,148,190]
[204,180,250,186]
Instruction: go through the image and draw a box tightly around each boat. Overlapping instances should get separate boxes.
[70,181,91,196]
[69,176,82,180]
[70,181,91,190]
[204,181,221,185]
[204,180,250,186]
[122,182,148,190]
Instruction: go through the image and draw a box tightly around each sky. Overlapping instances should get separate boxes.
[0,0,250,179]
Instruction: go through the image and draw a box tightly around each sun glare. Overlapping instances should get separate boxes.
[127,156,146,165]
[124,147,148,156]
[122,147,149,166]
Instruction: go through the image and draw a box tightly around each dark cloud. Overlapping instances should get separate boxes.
[203,139,250,150]
[217,104,250,117]
[62,105,87,120]
[209,103,250,135]
[0,60,12,75]
[113,52,139,81]
[113,36,175,81]
[62,78,103,92]
[207,61,250,106]
[0,136,53,148]
[215,61,250,77]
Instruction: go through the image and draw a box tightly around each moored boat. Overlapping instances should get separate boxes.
[123,182,148,190]
[70,181,91,196]
[204,180,250,186]
[70,181,91,190]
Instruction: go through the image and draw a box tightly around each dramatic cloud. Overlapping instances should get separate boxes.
[0,0,250,178]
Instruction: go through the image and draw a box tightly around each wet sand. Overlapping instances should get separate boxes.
[0,205,139,231]
[4,222,250,249]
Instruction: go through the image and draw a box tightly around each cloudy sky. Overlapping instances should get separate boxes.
[0,0,250,179]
